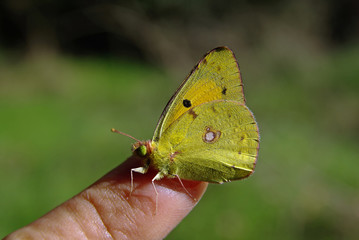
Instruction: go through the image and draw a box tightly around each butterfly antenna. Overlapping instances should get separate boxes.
[111,128,141,142]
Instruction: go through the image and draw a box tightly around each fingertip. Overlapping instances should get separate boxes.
[92,156,208,237]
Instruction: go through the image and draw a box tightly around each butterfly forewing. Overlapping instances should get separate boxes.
[153,47,245,141]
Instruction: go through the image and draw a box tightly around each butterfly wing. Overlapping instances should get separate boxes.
[152,100,259,183]
[153,47,245,141]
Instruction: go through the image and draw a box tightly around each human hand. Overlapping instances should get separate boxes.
[4,155,208,239]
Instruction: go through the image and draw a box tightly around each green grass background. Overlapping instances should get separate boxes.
[1,45,359,239]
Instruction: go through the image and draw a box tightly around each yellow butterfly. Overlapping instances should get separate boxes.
[114,46,259,194]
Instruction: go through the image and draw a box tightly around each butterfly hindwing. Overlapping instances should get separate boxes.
[153,100,259,183]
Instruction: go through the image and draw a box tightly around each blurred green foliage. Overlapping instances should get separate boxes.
[1,43,358,239]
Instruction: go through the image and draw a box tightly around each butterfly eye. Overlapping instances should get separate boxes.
[135,145,147,157]
[183,99,192,108]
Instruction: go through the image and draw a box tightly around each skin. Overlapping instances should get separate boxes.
[4,155,208,239]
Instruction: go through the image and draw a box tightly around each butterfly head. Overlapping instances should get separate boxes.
[132,140,153,157]
[111,128,154,157]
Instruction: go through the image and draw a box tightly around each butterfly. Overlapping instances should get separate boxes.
[113,46,259,197]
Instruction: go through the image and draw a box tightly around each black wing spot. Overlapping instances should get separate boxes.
[222,87,227,95]
[183,99,192,108]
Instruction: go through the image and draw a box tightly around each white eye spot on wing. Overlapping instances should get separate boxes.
[202,126,221,143]
[205,131,215,141]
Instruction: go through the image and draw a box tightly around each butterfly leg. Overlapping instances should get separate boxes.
[130,165,149,193]
[152,172,164,214]
[175,175,197,201]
